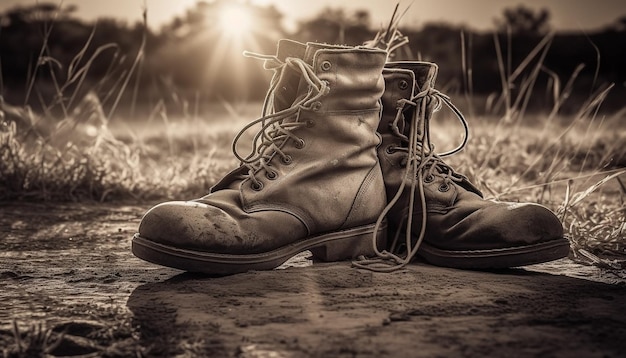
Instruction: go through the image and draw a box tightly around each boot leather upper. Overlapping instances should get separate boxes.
[378,63,564,252]
[138,43,388,255]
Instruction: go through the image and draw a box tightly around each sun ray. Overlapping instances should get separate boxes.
[217,2,254,37]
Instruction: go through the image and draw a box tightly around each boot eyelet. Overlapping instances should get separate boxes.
[311,101,322,111]
[251,181,264,191]
[320,60,332,71]
[385,145,396,154]
[281,155,293,165]
[265,171,278,180]
[424,174,435,183]
[305,119,315,128]
[294,138,305,149]
[398,80,409,90]
[438,183,450,192]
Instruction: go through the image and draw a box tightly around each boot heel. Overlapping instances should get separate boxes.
[310,222,387,262]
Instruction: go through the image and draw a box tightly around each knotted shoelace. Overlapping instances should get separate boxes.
[352,84,470,272]
[232,52,330,190]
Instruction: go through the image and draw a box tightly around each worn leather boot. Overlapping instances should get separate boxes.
[132,42,388,274]
[355,61,570,271]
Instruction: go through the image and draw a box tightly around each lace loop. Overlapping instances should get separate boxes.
[243,51,286,118]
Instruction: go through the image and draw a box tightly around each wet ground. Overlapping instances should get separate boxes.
[1,202,625,357]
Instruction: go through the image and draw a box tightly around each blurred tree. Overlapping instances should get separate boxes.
[293,7,374,45]
[608,15,626,32]
[495,5,551,35]
[0,2,77,24]
[402,23,467,91]
[0,2,157,111]
[0,1,624,114]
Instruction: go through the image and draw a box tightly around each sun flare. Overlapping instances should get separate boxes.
[217,4,254,37]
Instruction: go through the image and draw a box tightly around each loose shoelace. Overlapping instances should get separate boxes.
[352,84,470,272]
[232,52,330,189]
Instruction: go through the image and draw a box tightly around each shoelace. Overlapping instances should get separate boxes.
[233,52,330,190]
[352,84,470,272]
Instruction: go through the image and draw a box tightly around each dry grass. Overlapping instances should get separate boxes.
[2,95,625,268]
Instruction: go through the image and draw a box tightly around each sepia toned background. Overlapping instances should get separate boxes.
[1,0,625,113]
[1,1,626,356]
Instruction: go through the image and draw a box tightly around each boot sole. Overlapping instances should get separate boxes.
[417,238,571,269]
[132,221,387,275]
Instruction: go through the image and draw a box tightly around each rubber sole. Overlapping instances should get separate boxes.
[132,221,387,275]
[417,238,571,269]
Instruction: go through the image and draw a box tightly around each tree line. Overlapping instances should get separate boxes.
[1,1,624,116]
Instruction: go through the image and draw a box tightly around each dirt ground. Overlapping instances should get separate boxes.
[1,202,626,357]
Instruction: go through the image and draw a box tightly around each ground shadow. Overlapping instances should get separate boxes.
[127,262,626,357]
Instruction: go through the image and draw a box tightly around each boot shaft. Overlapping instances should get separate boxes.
[378,61,482,202]
[263,40,386,114]
[294,42,387,112]
[212,43,388,234]
[379,62,438,145]
[245,44,388,231]
[378,62,437,206]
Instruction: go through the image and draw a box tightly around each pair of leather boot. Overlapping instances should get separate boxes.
[132,40,569,274]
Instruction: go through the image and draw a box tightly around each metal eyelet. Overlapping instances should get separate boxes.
[294,138,305,149]
[321,60,332,71]
[398,80,409,90]
[311,101,322,111]
[424,174,435,183]
[305,120,315,128]
[251,181,264,191]
[265,171,278,180]
[438,183,450,192]
[385,145,396,154]
[281,155,293,165]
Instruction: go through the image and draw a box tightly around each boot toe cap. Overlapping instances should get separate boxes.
[494,202,564,245]
[137,200,290,254]
[430,201,565,251]
[138,201,202,246]
[138,201,241,252]
[419,201,568,268]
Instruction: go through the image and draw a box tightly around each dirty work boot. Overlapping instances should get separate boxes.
[132,42,389,275]
[355,61,569,271]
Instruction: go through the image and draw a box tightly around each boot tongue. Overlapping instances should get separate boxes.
[288,43,325,114]
[276,39,306,62]
[272,39,306,112]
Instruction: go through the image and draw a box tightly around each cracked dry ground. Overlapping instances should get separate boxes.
[1,202,625,357]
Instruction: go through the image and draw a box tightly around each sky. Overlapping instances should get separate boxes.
[0,0,624,32]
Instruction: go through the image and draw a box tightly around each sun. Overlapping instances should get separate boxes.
[217,3,254,37]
